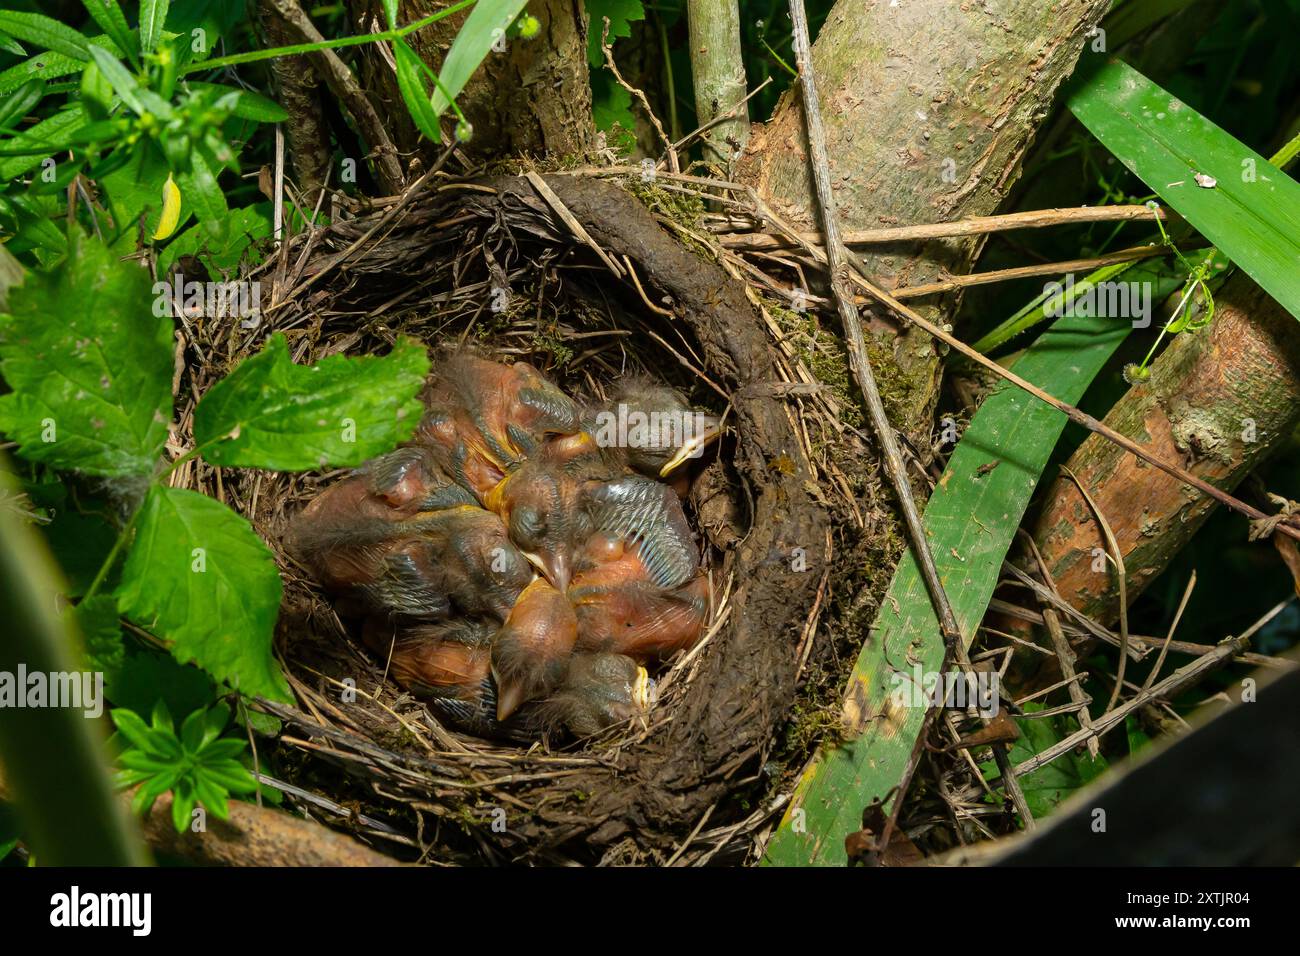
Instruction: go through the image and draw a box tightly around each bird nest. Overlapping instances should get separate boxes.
[173,169,883,865]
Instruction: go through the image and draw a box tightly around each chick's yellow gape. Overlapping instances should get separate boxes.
[289,355,719,741]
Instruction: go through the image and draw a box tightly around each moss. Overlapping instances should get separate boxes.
[624,178,706,231]
[763,297,865,433]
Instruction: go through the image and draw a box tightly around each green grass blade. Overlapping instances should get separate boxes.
[1067,59,1300,321]
[429,0,527,119]
[761,265,1180,865]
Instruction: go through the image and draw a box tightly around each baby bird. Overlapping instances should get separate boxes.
[568,531,710,662]
[291,494,533,623]
[414,354,580,500]
[537,652,657,737]
[584,377,722,480]
[491,577,579,721]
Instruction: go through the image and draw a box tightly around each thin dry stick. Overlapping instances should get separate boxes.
[526,172,627,278]
[719,203,1174,249]
[887,245,1169,300]
[1142,571,1196,693]
[601,18,679,173]
[1061,465,1129,712]
[268,145,457,311]
[1009,598,1283,777]
[786,0,1033,830]
[1024,533,1099,758]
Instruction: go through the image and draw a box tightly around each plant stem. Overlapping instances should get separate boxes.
[184,1,478,75]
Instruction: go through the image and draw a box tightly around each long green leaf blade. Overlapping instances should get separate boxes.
[762,262,1181,865]
[1068,59,1300,321]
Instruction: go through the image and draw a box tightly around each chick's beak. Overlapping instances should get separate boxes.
[519,545,572,594]
[658,415,723,477]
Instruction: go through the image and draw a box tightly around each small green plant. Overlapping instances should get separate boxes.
[0,229,430,701]
[112,702,257,832]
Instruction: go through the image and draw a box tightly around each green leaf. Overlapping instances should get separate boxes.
[171,776,195,832]
[116,485,290,702]
[584,0,644,67]
[0,11,91,61]
[109,708,172,754]
[71,595,125,675]
[105,647,217,718]
[429,0,529,119]
[193,332,429,470]
[980,704,1108,818]
[101,140,171,235]
[393,38,441,141]
[0,79,45,132]
[764,295,1148,865]
[1068,59,1300,321]
[81,0,136,68]
[86,45,171,118]
[177,144,227,222]
[139,0,170,56]
[0,50,83,97]
[156,203,273,276]
[0,230,173,478]
[0,29,25,57]
[0,105,88,180]
[185,82,287,123]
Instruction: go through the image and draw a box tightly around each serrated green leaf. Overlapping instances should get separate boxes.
[116,485,290,702]
[0,11,91,61]
[429,0,530,118]
[193,332,428,470]
[584,0,644,66]
[1068,59,1300,321]
[0,230,173,477]
[0,49,84,97]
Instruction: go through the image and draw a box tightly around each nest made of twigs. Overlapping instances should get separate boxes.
[169,168,865,865]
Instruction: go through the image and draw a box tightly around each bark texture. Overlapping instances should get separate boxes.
[737,0,1110,436]
[1033,275,1300,624]
[351,0,594,164]
[686,0,749,166]
[260,0,333,202]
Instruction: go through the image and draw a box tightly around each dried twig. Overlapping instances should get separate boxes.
[1060,465,1129,713]
[717,203,1173,249]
